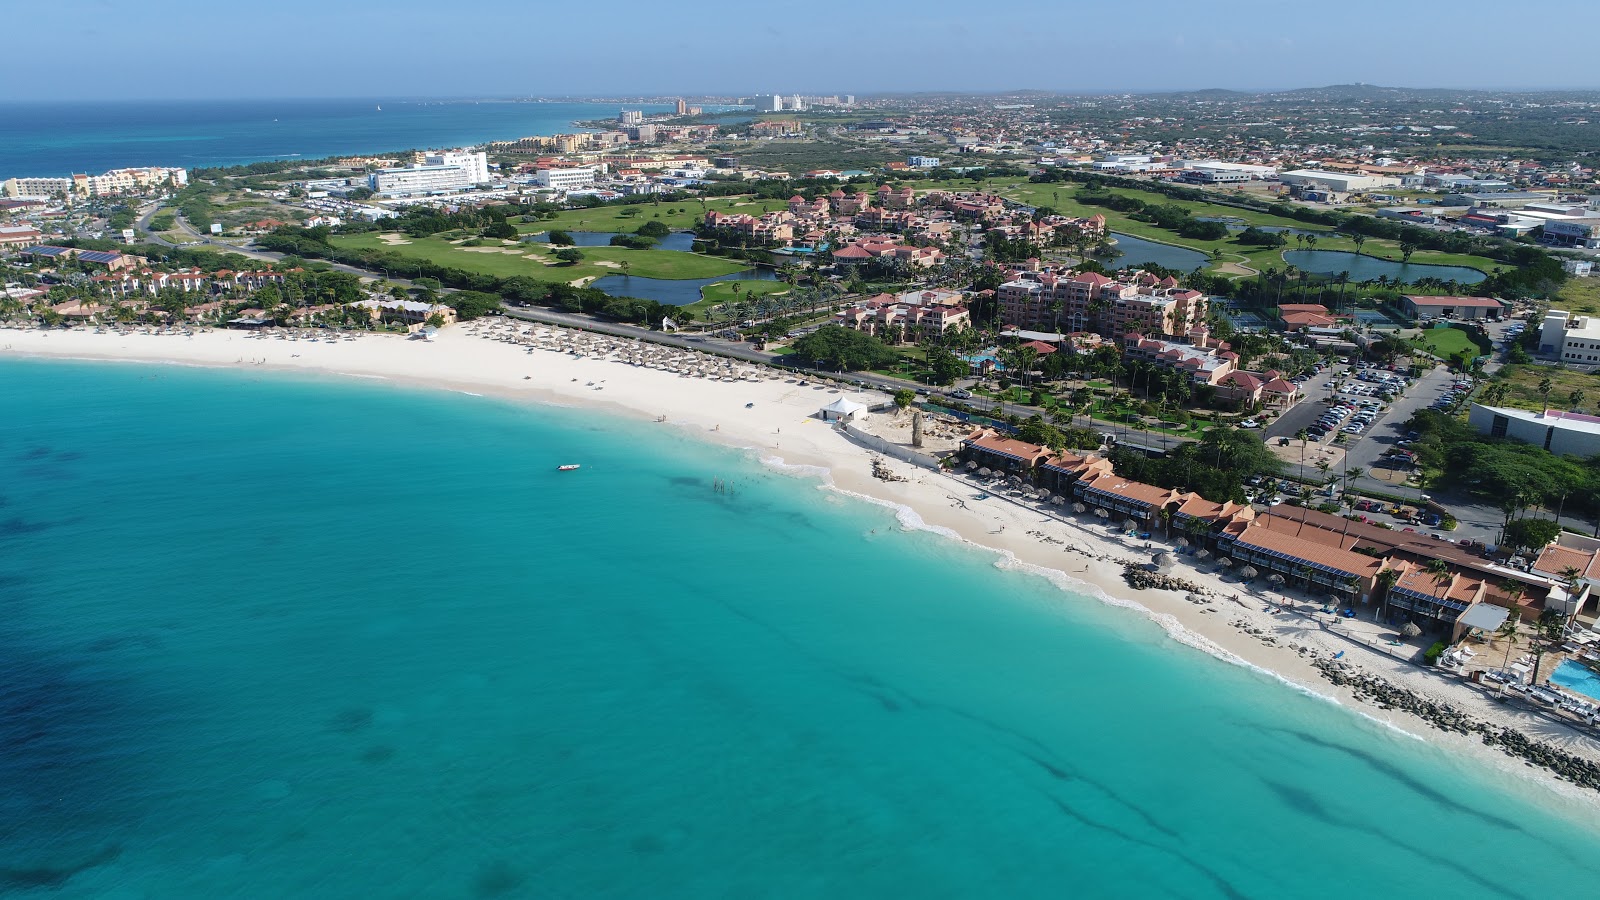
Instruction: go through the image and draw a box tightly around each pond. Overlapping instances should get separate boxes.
[528,231,697,252]
[1099,233,1210,272]
[1281,250,1486,285]
[590,268,778,306]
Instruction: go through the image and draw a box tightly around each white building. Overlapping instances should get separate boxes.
[77,166,188,196]
[1539,310,1600,363]
[534,165,600,191]
[1180,160,1277,180]
[427,150,489,185]
[1469,404,1600,458]
[619,110,643,126]
[2,176,72,198]
[908,156,941,168]
[1542,218,1600,250]
[1279,170,1401,194]
[369,150,489,196]
[1565,259,1594,277]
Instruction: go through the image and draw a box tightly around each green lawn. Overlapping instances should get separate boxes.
[518,196,787,235]
[329,232,752,283]
[697,280,790,305]
[1411,326,1482,361]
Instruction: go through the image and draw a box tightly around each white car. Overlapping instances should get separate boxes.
[1239,419,1261,428]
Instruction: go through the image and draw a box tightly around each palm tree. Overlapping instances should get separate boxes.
[1351,233,1366,256]
[1571,390,1586,413]
[1539,376,1554,413]
[1375,568,1400,619]
[1426,558,1452,582]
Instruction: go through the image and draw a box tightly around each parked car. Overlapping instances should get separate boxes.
[1240,419,1260,428]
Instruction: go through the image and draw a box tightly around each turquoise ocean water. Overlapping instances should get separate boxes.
[4,358,1599,898]
[0,100,674,176]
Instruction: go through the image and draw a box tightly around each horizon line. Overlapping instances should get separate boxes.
[6,83,1600,104]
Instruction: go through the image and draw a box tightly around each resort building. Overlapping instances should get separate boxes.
[958,430,1053,477]
[1217,519,1383,603]
[2,176,73,198]
[833,289,970,341]
[1074,471,1185,525]
[830,238,945,268]
[997,269,1208,338]
[350,297,458,329]
[72,166,189,197]
[952,429,1573,627]
[1121,334,1236,385]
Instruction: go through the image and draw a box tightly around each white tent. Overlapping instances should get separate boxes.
[819,396,868,422]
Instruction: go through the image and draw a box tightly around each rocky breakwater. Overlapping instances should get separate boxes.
[1121,563,1205,595]
[1313,658,1600,793]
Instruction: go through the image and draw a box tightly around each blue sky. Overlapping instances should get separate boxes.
[12,0,1598,100]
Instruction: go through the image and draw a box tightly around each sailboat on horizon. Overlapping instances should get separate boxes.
[376,104,382,112]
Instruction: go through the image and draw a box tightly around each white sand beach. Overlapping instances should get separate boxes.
[8,320,1600,810]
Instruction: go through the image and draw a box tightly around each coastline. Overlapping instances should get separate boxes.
[7,322,1600,817]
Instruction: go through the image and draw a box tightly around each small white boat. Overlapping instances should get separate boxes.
[558,464,581,472]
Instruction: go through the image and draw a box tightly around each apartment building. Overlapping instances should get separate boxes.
[2,176,72,198]
[833,289,970,341]
[71,166,189,197]
[534,165,601,191]
[997,270,1209,338]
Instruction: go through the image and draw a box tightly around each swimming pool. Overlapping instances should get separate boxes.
[1550,659,1600,702]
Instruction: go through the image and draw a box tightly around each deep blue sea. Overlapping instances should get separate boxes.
[4,357,1600,898]
[0,99,672,176]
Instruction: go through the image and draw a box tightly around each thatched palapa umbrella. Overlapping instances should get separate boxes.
[1240,565,1259,581]
[1073,502,1086,514]
[1219,557,1233,568]
[1154,551,1177,573]
[1401,622,1423,639]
